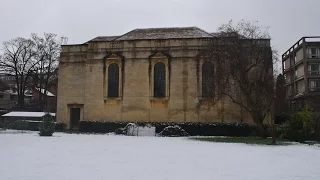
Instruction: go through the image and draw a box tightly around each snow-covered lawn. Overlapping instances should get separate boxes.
[0,131,320,180]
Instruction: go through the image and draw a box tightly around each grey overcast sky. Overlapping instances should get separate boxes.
[0,0,319,59]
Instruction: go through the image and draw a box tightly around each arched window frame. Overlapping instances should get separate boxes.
[201,61,215,98]
[153,62,166,97]
[198,57,215,99]
[107,63,119,97]
[150,52,170,99]
[104,54,123,99]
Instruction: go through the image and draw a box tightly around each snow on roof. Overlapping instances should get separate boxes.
[4,90,33,97]
[35,88,55,97]
[2,111,56,117]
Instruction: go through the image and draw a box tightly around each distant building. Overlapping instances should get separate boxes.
[0,74,16,90]
[32,88,56,110]
[0,90,33,110]
[0,73,57,111]
[282,36,320,112]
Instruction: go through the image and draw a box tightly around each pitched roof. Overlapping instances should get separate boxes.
[210,32,219,37]
[115,27,213,41]
[87,27,214,43]
[35,88,55,97]
[89,36,119,42]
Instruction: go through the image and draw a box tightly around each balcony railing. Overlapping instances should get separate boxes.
[307,54,320,59]
[308,71,320,75]
[309,87,320,92]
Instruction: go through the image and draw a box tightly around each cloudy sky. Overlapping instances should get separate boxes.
[1,0,319,63]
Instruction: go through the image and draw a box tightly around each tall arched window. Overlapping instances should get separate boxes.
[108,63,119,97]
[202,61,214,98]
[154,62,166,97]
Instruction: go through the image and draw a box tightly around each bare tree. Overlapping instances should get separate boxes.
[31,33,60,111]
[0,38,37,109]
[205,20,277,137]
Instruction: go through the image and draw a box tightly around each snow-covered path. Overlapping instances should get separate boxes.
[0,131,319,180]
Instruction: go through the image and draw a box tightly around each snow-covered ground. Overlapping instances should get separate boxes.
[0,130,320,180]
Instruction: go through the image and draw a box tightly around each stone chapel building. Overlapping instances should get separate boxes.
[57,27,271,129]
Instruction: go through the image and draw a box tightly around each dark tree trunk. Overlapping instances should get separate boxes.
[39,91,45,111]
[18,95,25,110]
[271,125,276,144]
[43,94,48,111]
[255,119,266,138]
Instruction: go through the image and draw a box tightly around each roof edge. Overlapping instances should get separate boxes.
[61,44,88,47]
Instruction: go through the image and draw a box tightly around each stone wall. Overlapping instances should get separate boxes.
[57,39,257,128]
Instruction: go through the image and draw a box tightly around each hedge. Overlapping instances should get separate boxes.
[79,121,254,136]
[0,119,65,132]
[0,119,266,137]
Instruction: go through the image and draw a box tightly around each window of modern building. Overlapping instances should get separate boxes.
[202,61,214,98]
[284,74,291,83]
[307,48,320,58]
[308,63,320,75]
[287,86,292,97]
[154,62,166,97]
[107,63,119,97]
[309,79,320,92]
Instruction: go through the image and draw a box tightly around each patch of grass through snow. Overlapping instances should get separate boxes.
[190,137,291,145]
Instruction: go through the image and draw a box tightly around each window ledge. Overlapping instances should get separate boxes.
[198,97,215,100]
[104,97,122,101]
[150,97,169,102]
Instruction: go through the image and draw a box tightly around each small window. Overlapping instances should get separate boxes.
[202,61,214,98]
[309,64,319,71]
[108,63,119,97]
[287,86,292,96]
[309,79,320,92]
[307,48,320,58]
[154,62,166,97]
[308,63,320,75]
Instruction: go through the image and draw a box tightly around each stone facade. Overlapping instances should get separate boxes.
[57,27,261,129]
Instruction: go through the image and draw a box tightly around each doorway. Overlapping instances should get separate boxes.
[70,108,80,129]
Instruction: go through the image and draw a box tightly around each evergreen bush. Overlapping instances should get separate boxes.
[39,113,55,136]
[281,106,314,142]
[158,125,188,137]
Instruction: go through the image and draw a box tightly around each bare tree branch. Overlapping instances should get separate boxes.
[205,19,277,137]
[0,33,61,110]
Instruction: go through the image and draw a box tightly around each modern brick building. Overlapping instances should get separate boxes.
[282,36,320,111]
